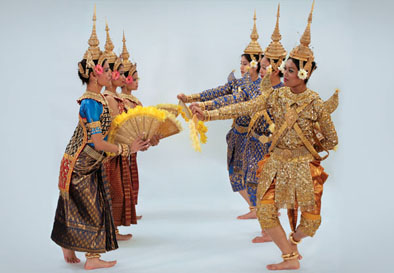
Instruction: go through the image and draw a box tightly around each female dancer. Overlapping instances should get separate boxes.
[178,11,263,219]
[51,10,150,270]
[99,24,146,241]
[119,32,160,217]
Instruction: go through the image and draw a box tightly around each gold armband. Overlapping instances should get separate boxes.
[87,121,101,129]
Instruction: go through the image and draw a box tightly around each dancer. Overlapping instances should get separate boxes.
[178,11,263,219]
[119,32,160,218]
[100,23,145,241]
[51,8,150,270]
[247,4,286,243]
[197,1,338,270]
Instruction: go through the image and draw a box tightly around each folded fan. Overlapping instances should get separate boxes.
[156,103,180,117]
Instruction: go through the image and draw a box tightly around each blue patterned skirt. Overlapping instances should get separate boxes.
[226,127,247,192]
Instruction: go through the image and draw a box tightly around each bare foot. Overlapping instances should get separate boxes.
[252,231,273,243]
[237,210,257,220]
[62,247,80,264]
[116,233,132,241]
[84,258,117,270]
[136,215,142,220]
[266,259,300,271]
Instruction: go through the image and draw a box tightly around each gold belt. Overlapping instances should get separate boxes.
[83,145,106,162]
[272,146,314,162]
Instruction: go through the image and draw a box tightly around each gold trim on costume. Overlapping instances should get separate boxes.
[78,91,108,106]
[103,90,122,101]
[185,93,201,103]
[119,93,141,106]
[87,121,101,129]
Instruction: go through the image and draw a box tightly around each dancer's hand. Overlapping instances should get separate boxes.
[189,102,200,113]
[177,93,187,102]
[150,135,160,146]
[130,138,151,153]
[193,107,205,121]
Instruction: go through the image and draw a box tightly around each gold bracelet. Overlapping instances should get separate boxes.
[116,144,122,156]
[85,253,101,259]
[281,252,299,261]
[289,232,302,245]
[121,144,130,157]
[204,111,210,121]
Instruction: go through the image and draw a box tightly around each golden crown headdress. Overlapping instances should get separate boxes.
[121,31,137,76]
[244,10,263,60]
[264,4,287,70]
[78,5,102,79]
[289,0,315,73]
[98,20,118,66]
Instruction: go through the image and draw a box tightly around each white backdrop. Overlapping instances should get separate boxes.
[0,0,393,272]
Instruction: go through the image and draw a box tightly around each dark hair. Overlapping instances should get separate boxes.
[77,59,106,85]
[288,57,317,84]
[267,58,284,78]
[241,53,261,73]
[109,62,115,71]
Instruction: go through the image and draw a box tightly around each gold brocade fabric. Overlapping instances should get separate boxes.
[208,86,338,210]
[257,157,327,236]
[51,147,118,253]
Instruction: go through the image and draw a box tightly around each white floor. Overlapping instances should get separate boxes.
[1,138,391,273]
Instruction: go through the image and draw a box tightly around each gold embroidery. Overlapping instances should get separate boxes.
[119,93,141,106]
[77,91,108,106]
[87,121,101,129]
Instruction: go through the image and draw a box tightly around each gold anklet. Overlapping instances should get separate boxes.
[249,206,256,211]
[289,232,301,245]
[281,252,299,261]
[85,253,101,259]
